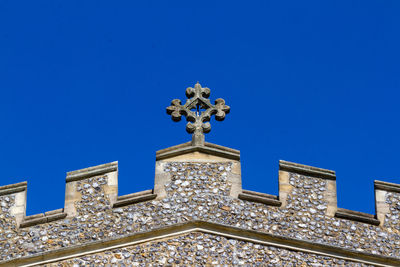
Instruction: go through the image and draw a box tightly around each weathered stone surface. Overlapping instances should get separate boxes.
[166,83,230,146]
[0,159,399,265]
[44,232,373,266]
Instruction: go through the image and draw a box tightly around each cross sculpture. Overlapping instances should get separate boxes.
[166,82,230,146]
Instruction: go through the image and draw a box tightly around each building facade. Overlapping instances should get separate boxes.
[0,84,399,266]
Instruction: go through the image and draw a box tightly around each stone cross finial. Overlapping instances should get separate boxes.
[166,82,230,146]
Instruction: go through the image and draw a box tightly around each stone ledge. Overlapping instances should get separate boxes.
[242,189,279,200]
[45,208,64,216]
[66,162,118,182]
[2,220,399,267]
[279,160,336,180]
[375,180,400,193]
[335,208,380,226]
[156,142,240,161]
[46,212,68,223]
[117,189,154,201]
[20,210,67,228]
[113,192,157,208]
[239,190,281,207]
[0,181,27,196]
[24,213,45,221]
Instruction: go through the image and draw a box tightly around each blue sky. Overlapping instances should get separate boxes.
[0,1,399,215]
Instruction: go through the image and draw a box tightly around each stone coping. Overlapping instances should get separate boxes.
[239,189,281,207]
[0,181,27,196]
[117,189,154,201]
[335,208,380,226]
[66,161,118,182]
[113,191,157,208]
[156,141,240,161]
[2,221,399,267]
[375,180,400,193]
[20,209,67,228]
[23,209,64,222]
[242,189,279,200]
[279,160,336,180]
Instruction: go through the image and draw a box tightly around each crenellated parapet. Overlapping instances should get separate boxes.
[4,156,394,230]
[0,142,399,266]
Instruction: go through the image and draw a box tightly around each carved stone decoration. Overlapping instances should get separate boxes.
[166,82,230,146]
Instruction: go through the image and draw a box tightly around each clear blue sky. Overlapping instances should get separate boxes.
[0,1,399,215]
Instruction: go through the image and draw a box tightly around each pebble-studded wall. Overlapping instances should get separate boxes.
[43,232,373,267]
[0,160,399,265]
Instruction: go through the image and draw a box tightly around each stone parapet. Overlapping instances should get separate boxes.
[0,144,400,264]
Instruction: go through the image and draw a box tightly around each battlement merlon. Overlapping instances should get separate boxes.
[375,180,400,224]
[0,181,27,228]
[154,141,242,199]
[278,160,338,217]
[64,161,118,218]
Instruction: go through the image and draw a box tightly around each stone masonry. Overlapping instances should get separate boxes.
[0,141,399,266]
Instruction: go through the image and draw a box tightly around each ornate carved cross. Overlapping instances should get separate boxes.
[166,82,230,146]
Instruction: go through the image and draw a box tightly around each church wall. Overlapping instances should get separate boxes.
[0,155,399,266]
